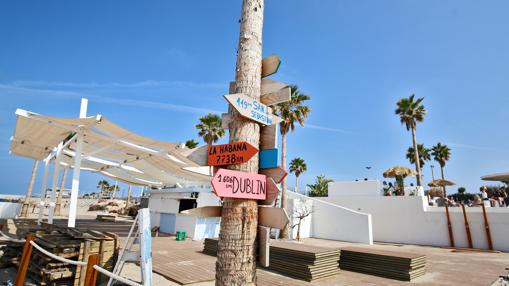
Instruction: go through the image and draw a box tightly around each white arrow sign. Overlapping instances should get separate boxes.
[224,93,283,126]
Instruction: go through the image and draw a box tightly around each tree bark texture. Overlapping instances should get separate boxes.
[55,167,68,216]
[216,1,264,285]
[279,132,288,238]
[441,165,447,197]
[21,160,39,217]
[411,127,422,186]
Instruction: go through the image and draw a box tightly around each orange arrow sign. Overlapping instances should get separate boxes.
[259,166,287,184]
[208,141,258,166]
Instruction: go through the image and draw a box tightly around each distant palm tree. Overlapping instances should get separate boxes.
[97,180,110,196]
[431,143,452,196]
[195,113,225,146]
[406,144,431,168]
[289,157,307,194]
[185,139,199,149]
[275,85,310,238]
[307,175,333,197]
[395,94,426,186]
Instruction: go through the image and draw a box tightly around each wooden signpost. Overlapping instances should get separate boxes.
[260,125,278,150]
[260,177,279,206]
[208,141,258,166]
[261,78,287,95]
[259,148,278,169]
[224,93,283,126]
[261,86,291,106]
[259,166,287,184]
[211,169,267,200]
[258,205,290,230]
[261,54,281,78]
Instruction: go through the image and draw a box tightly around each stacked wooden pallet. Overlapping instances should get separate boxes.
[0,240,23,267]
[202,238,218,256]
[268,241,340,282]
[339,247,426,281]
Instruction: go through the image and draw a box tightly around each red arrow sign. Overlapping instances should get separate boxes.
[211,169,267,200]
[259,166,287,184]
[259,177,279,205]
[208,141,258,166]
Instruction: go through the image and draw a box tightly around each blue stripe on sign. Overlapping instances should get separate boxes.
[259,148,278,169]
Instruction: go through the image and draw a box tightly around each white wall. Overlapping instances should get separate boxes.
[0,202,21,219]
[328,180,382,197]
[287,192,373,244]
[321,195,509,252]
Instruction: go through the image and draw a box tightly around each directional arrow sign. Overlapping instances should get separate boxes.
[259,148,278,169]
[260,177,279,206]
[258,206,289,229]
[259,166,287,184]
[260,124,278,150]
[224,93,282,126]
[262,54,281,78]
[261,78,287,95]
[208,141,258,166]
[261,86,291,106]
[211,169,267,200]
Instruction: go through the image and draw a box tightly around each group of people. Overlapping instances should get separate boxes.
[443,186,508,207]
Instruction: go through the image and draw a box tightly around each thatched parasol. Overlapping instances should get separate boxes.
[428,179,455,187]
[383,166,417,178]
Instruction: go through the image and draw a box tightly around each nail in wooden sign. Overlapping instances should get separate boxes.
[259,148,278,169]
[259,166,287,184]
[261,54,281,78]
[224,93,283,126]
[208,141,258,166]
[211,169,267,200]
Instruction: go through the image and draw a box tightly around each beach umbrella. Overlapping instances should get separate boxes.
[383,166,417,178]
[428,179,455,187]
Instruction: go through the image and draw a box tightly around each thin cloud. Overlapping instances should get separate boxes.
[305,124,351,134]
[10,80,225,90]
[0,83,222,115]
[447,142,498,152]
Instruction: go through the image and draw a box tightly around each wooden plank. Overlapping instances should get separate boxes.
[224,93,283,126]
[260,124,278,150]
[262,54,281,78]
[211,169,267,200]
[221,113,231,129]
[259,177,279,206]
[185,145,208,166]
[261,79,287,96]
[259,149,278,169]
[259,167,287,184]
[258,226,270,267]
[207,141,258,166]
[261,87,291,106]
[182,206,222,218]
[258,206,289,229]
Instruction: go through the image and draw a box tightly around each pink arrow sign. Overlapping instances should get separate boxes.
[211,169,267,200]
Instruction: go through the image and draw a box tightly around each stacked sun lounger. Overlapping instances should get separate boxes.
[339,247,426,281]
[203,238,219,256]
[268,241,340,282]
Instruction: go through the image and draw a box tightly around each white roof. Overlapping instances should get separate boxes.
[481,172,509,182]
[10,109,211,187]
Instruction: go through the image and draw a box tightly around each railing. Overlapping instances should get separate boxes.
[13,234,141,286]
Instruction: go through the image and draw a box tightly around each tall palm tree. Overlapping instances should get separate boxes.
[307,175,333,197]
[275,85,310,238]
[395,94,426,186]
[431,142,451,196]
[289,157,307,194]
[195,113,225,146]
[406,144,431,168]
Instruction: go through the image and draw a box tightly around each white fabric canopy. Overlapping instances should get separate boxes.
[10,109,210,187]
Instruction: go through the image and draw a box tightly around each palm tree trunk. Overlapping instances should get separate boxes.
[440,165,446,197]
[295,175,299,194]
[216,1,263,285]
[55,167,68,216]
[21,160,39,217]
[279,132,289,239]
[411,127,422,186]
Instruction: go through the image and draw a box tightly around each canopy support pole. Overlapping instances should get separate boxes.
[48,143,63,224]
[68,98,88,228]
[37,158,51,225]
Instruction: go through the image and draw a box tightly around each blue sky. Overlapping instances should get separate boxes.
[1,0,508,197]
